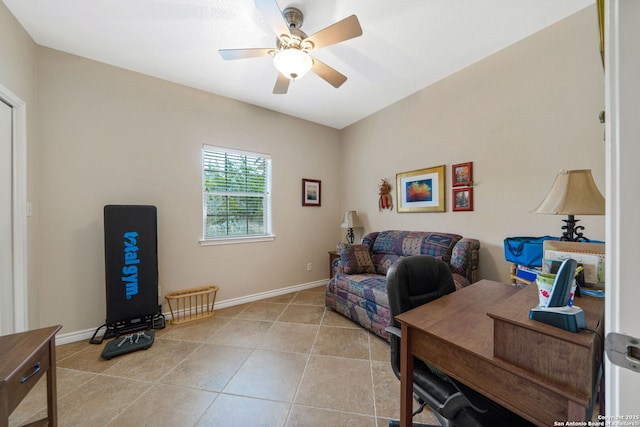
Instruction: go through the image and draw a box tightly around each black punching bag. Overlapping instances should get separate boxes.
[104,205,158,327]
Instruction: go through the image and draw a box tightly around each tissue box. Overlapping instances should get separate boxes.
[542,241,605,287]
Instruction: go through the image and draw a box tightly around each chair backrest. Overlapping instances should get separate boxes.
[385,256,462,415]
[386,255,456,326]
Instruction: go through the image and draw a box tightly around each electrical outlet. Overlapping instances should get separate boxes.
[307,262,313,271]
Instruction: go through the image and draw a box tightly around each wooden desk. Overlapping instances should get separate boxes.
[0,325,62,427]
[395,280,603,427]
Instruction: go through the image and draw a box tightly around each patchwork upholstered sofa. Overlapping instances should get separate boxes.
[326,230,480,340]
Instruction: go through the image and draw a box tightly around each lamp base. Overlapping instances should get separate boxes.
[560,215,590,242]
[346,228,355,244]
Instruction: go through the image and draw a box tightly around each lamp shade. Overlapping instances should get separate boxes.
[273,49,313,80]
[532,169,605,215]
[340,211,362,228]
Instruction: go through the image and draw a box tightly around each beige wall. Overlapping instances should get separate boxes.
[1,3,605,335]
[34,48,341,333]
[0,1,41,328]
[340,5,605,283]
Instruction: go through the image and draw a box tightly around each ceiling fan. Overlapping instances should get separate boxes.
[219,0,363,94]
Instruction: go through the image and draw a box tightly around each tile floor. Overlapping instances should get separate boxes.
[9,286,439,427]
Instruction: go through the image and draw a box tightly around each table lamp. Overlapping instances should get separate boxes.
[532,169,605,242]
[340,211,362,244]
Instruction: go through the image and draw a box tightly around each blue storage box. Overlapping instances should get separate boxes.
[503,236,559,268]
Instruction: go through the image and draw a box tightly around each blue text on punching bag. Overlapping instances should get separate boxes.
[122,232,139,299]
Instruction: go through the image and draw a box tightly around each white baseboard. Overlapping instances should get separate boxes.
[213,279,327,309]
[55,279,328,345]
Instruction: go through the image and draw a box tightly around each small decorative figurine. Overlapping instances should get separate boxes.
[378,179,393,211]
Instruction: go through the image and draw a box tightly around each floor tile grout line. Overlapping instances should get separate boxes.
[38,286,400,426]
[164,326,263,403]
[218,346,259,395]
[191,392,220,427]
[102,377,157,427]
[98,315,258,426]
[216,292,298,427]
[287,296,319,423]
[9,365,99,426]
[151,335,208,385]
[368,332,381,426]
[286,402,380,421]
[223,291,303,427]
[56,345,89,364]
[272,290,297,323]
[284,305,325,426]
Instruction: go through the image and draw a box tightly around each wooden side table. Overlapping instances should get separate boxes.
[328,251,339,279]
[0,325,62,427]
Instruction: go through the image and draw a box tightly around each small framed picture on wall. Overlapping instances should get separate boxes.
[452,187,473,211]
[452,162,473,187]
[302,178,321,206]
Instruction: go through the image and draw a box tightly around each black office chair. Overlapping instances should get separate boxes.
[385,256,534,427]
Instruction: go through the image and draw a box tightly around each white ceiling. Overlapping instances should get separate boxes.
[4,0,594,129]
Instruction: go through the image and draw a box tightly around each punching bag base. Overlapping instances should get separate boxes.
[101,330,155,360]
[89,314,156,345]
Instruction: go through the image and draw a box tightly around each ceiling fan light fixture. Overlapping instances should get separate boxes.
[273,48,313,80]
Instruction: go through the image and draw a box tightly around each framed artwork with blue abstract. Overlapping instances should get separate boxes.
[396,165,445,213]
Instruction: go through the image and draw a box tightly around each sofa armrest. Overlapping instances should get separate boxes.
[362,232,379,248]
[451,238,480,284]
[332,256,345,277]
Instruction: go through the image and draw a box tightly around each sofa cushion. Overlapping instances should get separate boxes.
[372,253,403,276]
[371,231,462,262]
[337,243,376,274]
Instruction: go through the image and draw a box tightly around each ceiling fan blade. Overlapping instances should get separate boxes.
[219,48,275,60]
[311,57,347,88]
[304,15,362,51]
[254,0,291,39]
[273,73,290,94]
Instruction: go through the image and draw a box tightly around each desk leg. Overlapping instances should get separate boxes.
[1,406,7,427]
[567,401,588,423]
[47,337,58,427]
[400,323,414,427]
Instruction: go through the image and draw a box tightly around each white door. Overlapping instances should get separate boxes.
[0,99,13,335]
[605,0,640,415]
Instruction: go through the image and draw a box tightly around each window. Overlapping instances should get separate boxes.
[202,145,272,244]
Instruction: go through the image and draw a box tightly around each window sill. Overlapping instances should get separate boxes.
[199,234,276,246]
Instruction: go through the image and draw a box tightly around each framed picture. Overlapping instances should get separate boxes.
[452,162,473,187]
[396,165,445,213]
[302,178,321,206]
[453,187,474,211]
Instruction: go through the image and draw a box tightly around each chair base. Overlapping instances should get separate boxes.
[389,402,445,427]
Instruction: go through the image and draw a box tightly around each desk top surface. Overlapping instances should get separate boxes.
[395,280,604,359]
[396,280,518,358]
[488,281,604,346]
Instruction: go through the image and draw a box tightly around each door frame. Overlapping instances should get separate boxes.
[604,0,640,414]
[0,82,28,333]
